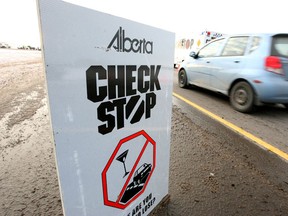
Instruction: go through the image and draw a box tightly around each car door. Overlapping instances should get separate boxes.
[209,36,250,94]
[185,38,225,88]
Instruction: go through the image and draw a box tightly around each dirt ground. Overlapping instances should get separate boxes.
[0,49,62,215]
[1,49,288,216]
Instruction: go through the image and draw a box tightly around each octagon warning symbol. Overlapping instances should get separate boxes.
[102,130,156,209]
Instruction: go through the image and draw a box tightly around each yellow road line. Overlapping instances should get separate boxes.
[173,92,288,161]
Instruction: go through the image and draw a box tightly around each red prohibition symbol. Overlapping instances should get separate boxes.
[102,130,156,209]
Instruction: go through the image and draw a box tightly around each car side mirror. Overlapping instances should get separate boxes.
[189,51,197,58]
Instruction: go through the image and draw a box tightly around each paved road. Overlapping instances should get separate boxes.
[151,69,288,215]
[172,69,288,156]
[152,95,288,216]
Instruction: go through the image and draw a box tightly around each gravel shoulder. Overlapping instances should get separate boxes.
[0,50,62,216]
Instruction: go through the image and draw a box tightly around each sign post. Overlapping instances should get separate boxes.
[37,0,174,215]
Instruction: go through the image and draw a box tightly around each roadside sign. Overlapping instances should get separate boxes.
[102,130,156,209]
[37,0,174,215]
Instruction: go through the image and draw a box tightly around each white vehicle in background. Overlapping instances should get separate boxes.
[174,31,223,68]
[0,42,10,49]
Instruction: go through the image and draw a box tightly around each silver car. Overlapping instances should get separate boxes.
[178,33,288,113]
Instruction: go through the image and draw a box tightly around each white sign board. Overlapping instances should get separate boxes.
[37,0,174,215]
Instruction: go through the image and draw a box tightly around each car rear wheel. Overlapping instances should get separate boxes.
[178,69,188,88]
[230,81,254,113]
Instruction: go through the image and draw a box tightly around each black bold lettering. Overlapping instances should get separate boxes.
[97,101,115,135]
[150,65,161,91]
[126,95,140,119]
[138,65,150,93]
[108,65,125,100]
[113,98,126,130]
[131,100,144,124]
[146,92,156,119]
[126,65,137,96]
[86,66,107,102]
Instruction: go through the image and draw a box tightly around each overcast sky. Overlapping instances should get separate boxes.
[0,0,287,48]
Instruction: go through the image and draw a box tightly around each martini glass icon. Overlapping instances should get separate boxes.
[116,150,130,178]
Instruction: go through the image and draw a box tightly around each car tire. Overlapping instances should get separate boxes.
[230,81,254,113]
[178,69,188,88]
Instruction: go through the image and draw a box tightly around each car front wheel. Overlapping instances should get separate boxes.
[178,69,188,88]
[230,81,254,113]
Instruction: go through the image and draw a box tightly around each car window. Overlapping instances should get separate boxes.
[249,37,261,54]
[198,39,224,58]
[221,36,249,56]
[271,35,288,58]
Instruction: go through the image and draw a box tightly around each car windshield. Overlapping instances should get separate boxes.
[271,35,288,58]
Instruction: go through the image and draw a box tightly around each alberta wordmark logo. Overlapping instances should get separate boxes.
[107,27,153,54]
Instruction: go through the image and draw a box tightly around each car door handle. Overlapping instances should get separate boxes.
[206,61,210,63]
[234,60,240,63]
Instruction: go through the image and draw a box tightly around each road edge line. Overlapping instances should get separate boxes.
[173,92,288,161]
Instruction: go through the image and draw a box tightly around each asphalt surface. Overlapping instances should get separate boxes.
[172,69,288,156]
[151,96,288,216]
